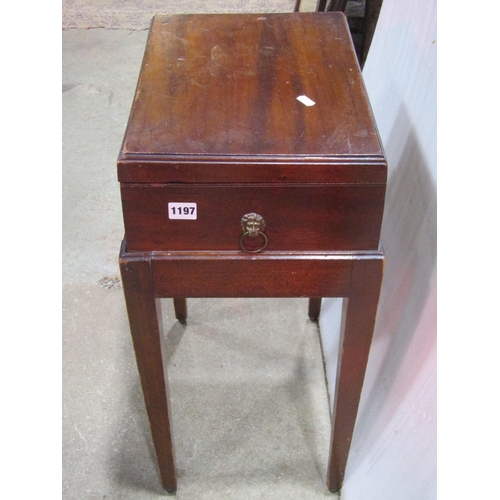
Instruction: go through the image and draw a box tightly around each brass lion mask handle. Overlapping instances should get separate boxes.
[239,213,268,253]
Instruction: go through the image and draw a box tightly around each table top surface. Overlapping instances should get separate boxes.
[120,13,384,162]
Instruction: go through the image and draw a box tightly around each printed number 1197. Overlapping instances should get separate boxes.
[168,202,197,220]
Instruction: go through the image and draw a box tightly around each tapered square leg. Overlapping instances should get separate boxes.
[173,298,187,324]
[308,297,322,321]
[327,257,384,492]
[119,249,177,493]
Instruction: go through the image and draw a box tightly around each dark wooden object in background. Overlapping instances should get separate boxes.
[295,0,383,67]
[118,13,386,494]
[294,0,346,12]
[361,0,384,66]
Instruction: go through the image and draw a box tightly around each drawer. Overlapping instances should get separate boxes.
[121,183,385,252]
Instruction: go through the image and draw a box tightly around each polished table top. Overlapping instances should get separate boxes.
[121,13,383,160]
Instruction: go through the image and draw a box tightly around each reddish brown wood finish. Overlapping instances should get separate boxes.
[327,256,384,492]
[121,183,385,252]
[119,247,177,493]
[117,158,386,185]
[117,12,387,495]
[151,251,353,297]
[119,243,384,493]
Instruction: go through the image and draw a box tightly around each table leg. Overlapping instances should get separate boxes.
[327,257,384,492]
[173,298,187,324]
[308,297,322,321]
[120,252,177,493]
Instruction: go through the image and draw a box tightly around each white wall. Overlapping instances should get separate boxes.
[319,0,437,498]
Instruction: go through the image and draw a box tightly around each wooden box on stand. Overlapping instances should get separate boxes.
[118,12,386,493]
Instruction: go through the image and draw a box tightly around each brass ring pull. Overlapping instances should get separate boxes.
[239,230,268,253]
[240,213,268,253]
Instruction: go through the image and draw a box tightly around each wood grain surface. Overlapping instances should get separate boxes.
[149,250,354,298]
[120,13,383,163]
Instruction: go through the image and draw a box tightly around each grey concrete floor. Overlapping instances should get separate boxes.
[62,28,337,499]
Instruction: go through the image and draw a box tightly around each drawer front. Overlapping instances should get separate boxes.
[121,184,385,252]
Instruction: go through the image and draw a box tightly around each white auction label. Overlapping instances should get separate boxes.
[168,202,197,220]
[296,95,316,106]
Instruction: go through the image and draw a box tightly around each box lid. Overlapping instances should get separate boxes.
[118,13,386,184]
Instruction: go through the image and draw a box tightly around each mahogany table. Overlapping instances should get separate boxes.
[118,12,386,494]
